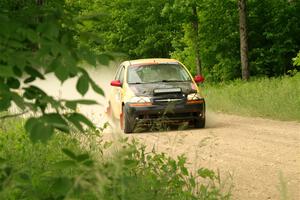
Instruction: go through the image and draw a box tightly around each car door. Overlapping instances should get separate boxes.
[111,65,125,119]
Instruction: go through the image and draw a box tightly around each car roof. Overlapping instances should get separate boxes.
[125,58,179,66]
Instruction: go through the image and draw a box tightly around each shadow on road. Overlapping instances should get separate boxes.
[128,119,228,135]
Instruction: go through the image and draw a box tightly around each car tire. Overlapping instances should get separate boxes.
[122,105,135,133]
[194,116,205,128]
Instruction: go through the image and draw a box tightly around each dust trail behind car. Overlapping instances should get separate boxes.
[32,65,117,127]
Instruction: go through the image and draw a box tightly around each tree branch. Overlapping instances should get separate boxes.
[0,111,29,120]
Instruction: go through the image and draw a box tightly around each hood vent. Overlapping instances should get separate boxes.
[153,88,181,95]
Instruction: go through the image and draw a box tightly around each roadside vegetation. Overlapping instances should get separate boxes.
[204,73,300,121]
[0,118,230,199]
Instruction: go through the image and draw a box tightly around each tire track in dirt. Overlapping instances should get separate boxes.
[129,112,300,200]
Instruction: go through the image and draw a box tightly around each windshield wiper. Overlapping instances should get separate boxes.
[147,80,188,83]
[143,80,189,84]
[128,82,143,84]
[161,80,188,82]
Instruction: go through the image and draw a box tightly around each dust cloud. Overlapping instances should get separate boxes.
[33,64,117,127]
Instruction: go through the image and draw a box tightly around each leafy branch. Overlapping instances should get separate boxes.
[0,2,112,143]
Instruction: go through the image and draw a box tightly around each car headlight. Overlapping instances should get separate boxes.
[187,93,202,101]
[187,93,204,104]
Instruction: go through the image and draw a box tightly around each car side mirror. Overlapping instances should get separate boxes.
[110,80,122,87]
[194,75,205,83]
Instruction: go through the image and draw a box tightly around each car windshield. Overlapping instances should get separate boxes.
[127,63,191,84]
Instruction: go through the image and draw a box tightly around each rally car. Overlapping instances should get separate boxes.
[107,58,205,133]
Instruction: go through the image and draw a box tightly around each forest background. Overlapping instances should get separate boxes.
[72,0,300,82]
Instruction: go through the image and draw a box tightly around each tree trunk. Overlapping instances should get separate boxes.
[36,0,44,22]
[191,5,202,75]
[238,0,250,80]
[36,0,44,6]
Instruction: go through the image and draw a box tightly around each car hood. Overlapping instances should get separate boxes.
[129,82,196,96]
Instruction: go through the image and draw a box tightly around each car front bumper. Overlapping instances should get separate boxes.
[124,99,205,123]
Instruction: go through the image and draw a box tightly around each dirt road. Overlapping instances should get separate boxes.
[34,67,299,200]
[130,112,300,200]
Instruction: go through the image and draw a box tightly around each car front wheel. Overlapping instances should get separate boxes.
[194,116,205,128]
[121,105,135,133]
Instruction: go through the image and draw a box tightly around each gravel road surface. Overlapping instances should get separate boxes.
[130,112,300,200]
[35,67,300,200]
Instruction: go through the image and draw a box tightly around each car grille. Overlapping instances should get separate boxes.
[152,93,186,105]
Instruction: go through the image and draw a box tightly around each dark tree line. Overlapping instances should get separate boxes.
[1,0,299,83]
[81,0,300,82]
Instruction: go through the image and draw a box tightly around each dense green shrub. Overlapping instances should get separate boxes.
[0,118,230,200]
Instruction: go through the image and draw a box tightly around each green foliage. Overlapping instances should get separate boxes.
[170,0,300,81]
[198,0,240,81]
[81,0,181,59]
[247,0,300,77]
[0,118,230,199]
[0,118,83,199]
[0,0,112,142]
[81,0,300,81]
[204,74,300,121]
[293,51,300,67]
[170,23,199,75]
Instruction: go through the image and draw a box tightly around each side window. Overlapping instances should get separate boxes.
[114,66,122,80]
[119,67,125,83]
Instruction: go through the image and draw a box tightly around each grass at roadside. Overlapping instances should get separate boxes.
[203,74,300,121]
[0,117,230,200]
